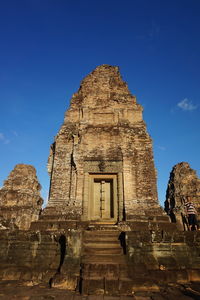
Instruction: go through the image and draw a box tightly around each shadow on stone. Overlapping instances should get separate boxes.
[57,235,66,273]
[118,231,126,255]
[49,234,66,288]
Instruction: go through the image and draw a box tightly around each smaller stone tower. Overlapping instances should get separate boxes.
[0,164,43,230]
[165,162,200,229]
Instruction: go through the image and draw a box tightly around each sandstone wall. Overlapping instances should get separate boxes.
[126,229,200,285]
[0,164,43,230]
[0,227,200,291]
[46,65,160,221]
[0,229,81,290]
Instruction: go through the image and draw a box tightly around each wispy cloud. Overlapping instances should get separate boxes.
[158,146,166,151]
[0,132,10,144]
[11,130,18,137]
[4,139,10,145]
[0,133,4,140]
[177,98,198,111]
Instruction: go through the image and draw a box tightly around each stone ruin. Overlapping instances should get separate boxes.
[165,162,200,229]
[0,65,200,298]
[44,64,161,223]
[0,164,43,230]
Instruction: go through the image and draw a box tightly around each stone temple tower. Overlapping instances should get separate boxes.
[1,65,200,298]
[45,65,161,222]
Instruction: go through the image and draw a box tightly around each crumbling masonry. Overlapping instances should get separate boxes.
[0,65,200,298]
[45,64,161,222]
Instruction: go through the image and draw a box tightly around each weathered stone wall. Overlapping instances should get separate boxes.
[0,164,43,230]
[46,65,160,220]
[1,225,200,291]
[0,229,81,290]
[126,229,200,284]
[165,162,200,228]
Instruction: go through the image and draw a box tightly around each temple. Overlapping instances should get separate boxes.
[0,65,200,298]
[44,64,162,223]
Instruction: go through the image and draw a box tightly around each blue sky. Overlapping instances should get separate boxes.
[0,0,199,207]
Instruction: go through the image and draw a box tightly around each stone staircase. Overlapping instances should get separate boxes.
[80,227,133,296]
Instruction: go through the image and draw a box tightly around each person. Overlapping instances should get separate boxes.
[184,197,198,231]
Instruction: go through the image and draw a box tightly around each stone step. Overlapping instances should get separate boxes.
[84,237,120,244]
[84,230,120,238]
[127,213,169,222]
[39,215,68,220]
[83,241,121,248]
[82,254,126,264]
[83,247,123,255]
[81,278,133,295]
[82,263,129,280]
[81,228,130,295]
[84,228,119,233]
[83,231,120,239]
[82,274,130,280]
[87,225,119,231]
[30,220,77,231]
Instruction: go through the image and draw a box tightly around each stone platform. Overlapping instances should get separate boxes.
[0,281,200,299]
[0,221,200,297]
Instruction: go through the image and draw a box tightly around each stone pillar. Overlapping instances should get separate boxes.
[82,172,89,221]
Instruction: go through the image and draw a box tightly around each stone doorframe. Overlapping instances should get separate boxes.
[82,172,124,222]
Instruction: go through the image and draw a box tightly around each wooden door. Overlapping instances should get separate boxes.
[92,179,114,220]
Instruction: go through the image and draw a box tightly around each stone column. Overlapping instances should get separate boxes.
[82,172,89,221]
